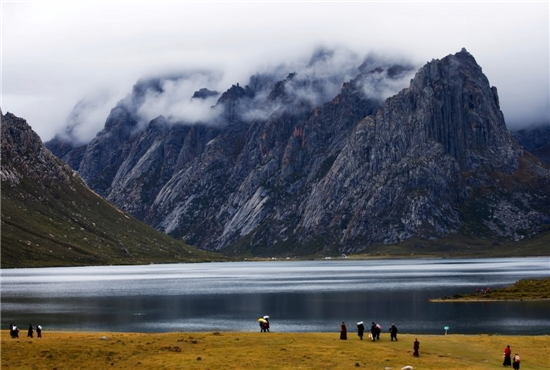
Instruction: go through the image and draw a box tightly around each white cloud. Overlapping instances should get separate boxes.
[2,1,548,142]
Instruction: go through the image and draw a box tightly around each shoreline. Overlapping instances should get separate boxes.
[429,298,550,302]
[3,329,548,336]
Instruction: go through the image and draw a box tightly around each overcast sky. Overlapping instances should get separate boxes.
[2,1,549,142]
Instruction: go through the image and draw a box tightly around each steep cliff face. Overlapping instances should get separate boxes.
[297,50,530,248]
[46,49,550,255]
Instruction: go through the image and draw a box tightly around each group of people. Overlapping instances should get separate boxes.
[339,321,399,342]
[475,287,491,294]
[340,321,418,356]
[503,345,521,369]
[258,316,270,332]
[9,324,42,339]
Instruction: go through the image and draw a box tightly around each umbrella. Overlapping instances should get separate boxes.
[257,318,267,323]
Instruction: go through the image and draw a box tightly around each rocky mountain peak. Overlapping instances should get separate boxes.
[44,49,550,255]
[192,88,219,100]
[1,112,74,188]
[406,49,521,171]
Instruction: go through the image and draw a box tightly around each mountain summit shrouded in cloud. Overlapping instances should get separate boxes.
[45,49,550,256]
[51,48,417,147]
[4,2,548,142]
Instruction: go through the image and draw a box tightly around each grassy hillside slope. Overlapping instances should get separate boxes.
[1,111,227,268]
[1,175,226,268]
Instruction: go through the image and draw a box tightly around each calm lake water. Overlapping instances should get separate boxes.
[1,257,549,335]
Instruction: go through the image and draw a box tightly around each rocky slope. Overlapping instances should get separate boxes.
[46,49,550,256]
[1,111,225,267]
[512,124,550,166]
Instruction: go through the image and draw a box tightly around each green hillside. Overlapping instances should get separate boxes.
[1,111,228,268]
[1,173,228,268]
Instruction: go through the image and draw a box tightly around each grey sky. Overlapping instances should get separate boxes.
[2,1,549,142]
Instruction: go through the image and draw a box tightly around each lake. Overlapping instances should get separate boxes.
[1,257,549,335]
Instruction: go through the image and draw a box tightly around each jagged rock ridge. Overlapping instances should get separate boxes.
[46,49,550,255]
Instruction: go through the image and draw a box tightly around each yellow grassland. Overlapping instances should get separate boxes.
[1,330,549,370]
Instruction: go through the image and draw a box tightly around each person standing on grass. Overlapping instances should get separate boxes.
[389,323,398,341]
[512,354,520,370]
[11,324,19,338]
[340,322,347,340]
[413,338,420,356]
[375,323,381,340]
[356,321,364,340]
[503,345,512,366]
[370,322,377,341]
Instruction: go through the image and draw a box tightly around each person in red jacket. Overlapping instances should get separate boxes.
[340,322,347,340]
[503,345,512,366]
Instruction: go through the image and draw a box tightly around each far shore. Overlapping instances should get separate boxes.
[430,277,550,302]
[430,298,550,302]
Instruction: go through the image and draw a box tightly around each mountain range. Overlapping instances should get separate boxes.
[30,48,550,257]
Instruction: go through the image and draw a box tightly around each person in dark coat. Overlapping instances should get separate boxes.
[389,323,398,341]
[370,322,377,341]
[512,354,520,370]
[413,338,420,357]
[11,324,19,338]
[375,323,381,340]
[36,325,42,338]
[340,322,347,340]
[27,324,34,338]
[357,321,365,340]
[503,345,512,366]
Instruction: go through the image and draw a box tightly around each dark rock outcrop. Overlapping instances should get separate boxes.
[512,124,550,166]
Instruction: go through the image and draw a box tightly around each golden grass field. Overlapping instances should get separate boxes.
[1,330,548,370]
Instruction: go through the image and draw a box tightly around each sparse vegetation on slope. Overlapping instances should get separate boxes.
[1,111,228,268]
[1,174,227,268]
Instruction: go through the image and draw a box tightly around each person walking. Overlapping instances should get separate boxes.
[11,324,19,338]
[389,323,398,341]
[357,321,365,340]
[340,321,347,340]
[375,323,381,340]
[512,354,520,370]
[413,338,420,357]
[27,324,33,338]
[503,345,512,367]
[259,318,266,332]
[370,322,377,341]
[36,324,42,338]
